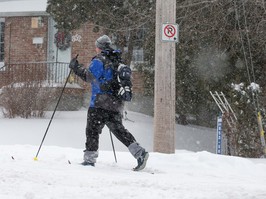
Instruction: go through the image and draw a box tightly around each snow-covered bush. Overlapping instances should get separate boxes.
[228,82,264,157]
[0,81,55,118]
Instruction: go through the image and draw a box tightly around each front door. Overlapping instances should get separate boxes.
[47,17,71,82]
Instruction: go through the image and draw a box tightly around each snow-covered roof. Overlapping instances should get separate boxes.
[0,0,48,17]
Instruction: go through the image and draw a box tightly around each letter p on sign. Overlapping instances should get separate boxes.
[162,23,179,42]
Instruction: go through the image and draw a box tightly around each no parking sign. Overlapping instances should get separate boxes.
[162,23,179,42]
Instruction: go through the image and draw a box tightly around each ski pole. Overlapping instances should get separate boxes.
[34,68,73,161]
[124,111,135,122]
[109,130,117,163]
[0,65,5,70]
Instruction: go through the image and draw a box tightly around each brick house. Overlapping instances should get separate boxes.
[0,0,144,95]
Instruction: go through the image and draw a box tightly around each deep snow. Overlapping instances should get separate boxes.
[1,0,266,197]
[1,110,266,199]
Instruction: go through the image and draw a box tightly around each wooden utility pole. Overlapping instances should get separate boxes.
[153,0,177,153]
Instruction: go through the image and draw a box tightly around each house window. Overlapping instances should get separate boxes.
[0,18,5,69]
[31,17,43,28]
[132,48,144,63]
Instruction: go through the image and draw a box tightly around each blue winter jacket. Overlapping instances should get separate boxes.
[72,53,123,112]
[88,57,113,107]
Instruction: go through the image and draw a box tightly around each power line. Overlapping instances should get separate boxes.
[234,0,266,157]
[233,0,260,110]
[241,0,260,107]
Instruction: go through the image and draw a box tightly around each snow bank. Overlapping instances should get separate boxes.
[0,110,266,198]
[0,145,266,199]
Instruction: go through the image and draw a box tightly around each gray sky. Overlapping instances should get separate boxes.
[0,0,26,2]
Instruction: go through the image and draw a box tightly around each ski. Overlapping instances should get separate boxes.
[68,159,154,173]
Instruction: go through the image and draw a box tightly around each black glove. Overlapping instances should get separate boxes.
[69,57,79,70]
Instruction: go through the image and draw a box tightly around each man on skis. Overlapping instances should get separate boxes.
[69,35,149,171]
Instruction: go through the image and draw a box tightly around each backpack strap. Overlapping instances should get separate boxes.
[94,53,113,70]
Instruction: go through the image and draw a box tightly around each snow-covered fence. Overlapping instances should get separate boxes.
[0,62,84,118]
[0,62,78,88]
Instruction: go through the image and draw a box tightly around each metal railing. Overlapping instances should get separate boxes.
[0,62,79,88]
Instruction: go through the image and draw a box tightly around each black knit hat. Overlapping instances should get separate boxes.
[95,35,112,50]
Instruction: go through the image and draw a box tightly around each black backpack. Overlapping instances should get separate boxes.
[116,63,132,101]
[101,49,133,101]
